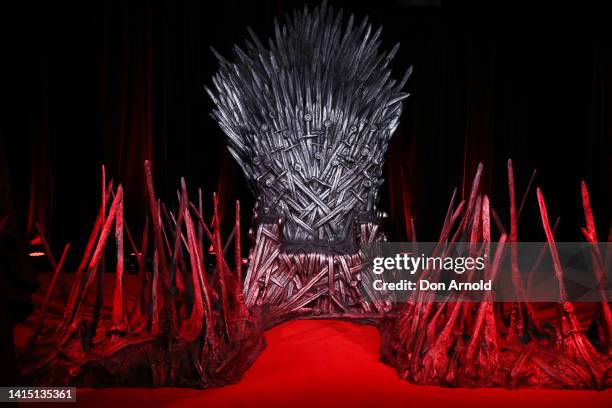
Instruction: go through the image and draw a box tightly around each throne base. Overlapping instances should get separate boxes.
[243,222,392,325]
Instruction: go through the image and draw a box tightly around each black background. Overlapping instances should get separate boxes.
[2,0,610,261]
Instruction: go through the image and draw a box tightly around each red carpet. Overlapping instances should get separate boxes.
[17,275,611,408]
[18,319,609,407]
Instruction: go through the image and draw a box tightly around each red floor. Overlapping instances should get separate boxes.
[19,319,609,408]
[18,275,612,408]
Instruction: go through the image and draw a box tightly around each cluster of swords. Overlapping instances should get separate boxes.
[243,217,392,325]
[236,110,401,322]
[19,161,265,387]
[379,161,612,389]
[207,3,410,318]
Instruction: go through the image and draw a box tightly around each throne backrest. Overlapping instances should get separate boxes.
[208,3,411,245]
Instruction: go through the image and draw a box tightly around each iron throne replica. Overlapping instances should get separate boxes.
[19,0,611,392]
[208,2,410,323]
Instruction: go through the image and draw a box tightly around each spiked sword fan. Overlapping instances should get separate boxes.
[207,1,412,323]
